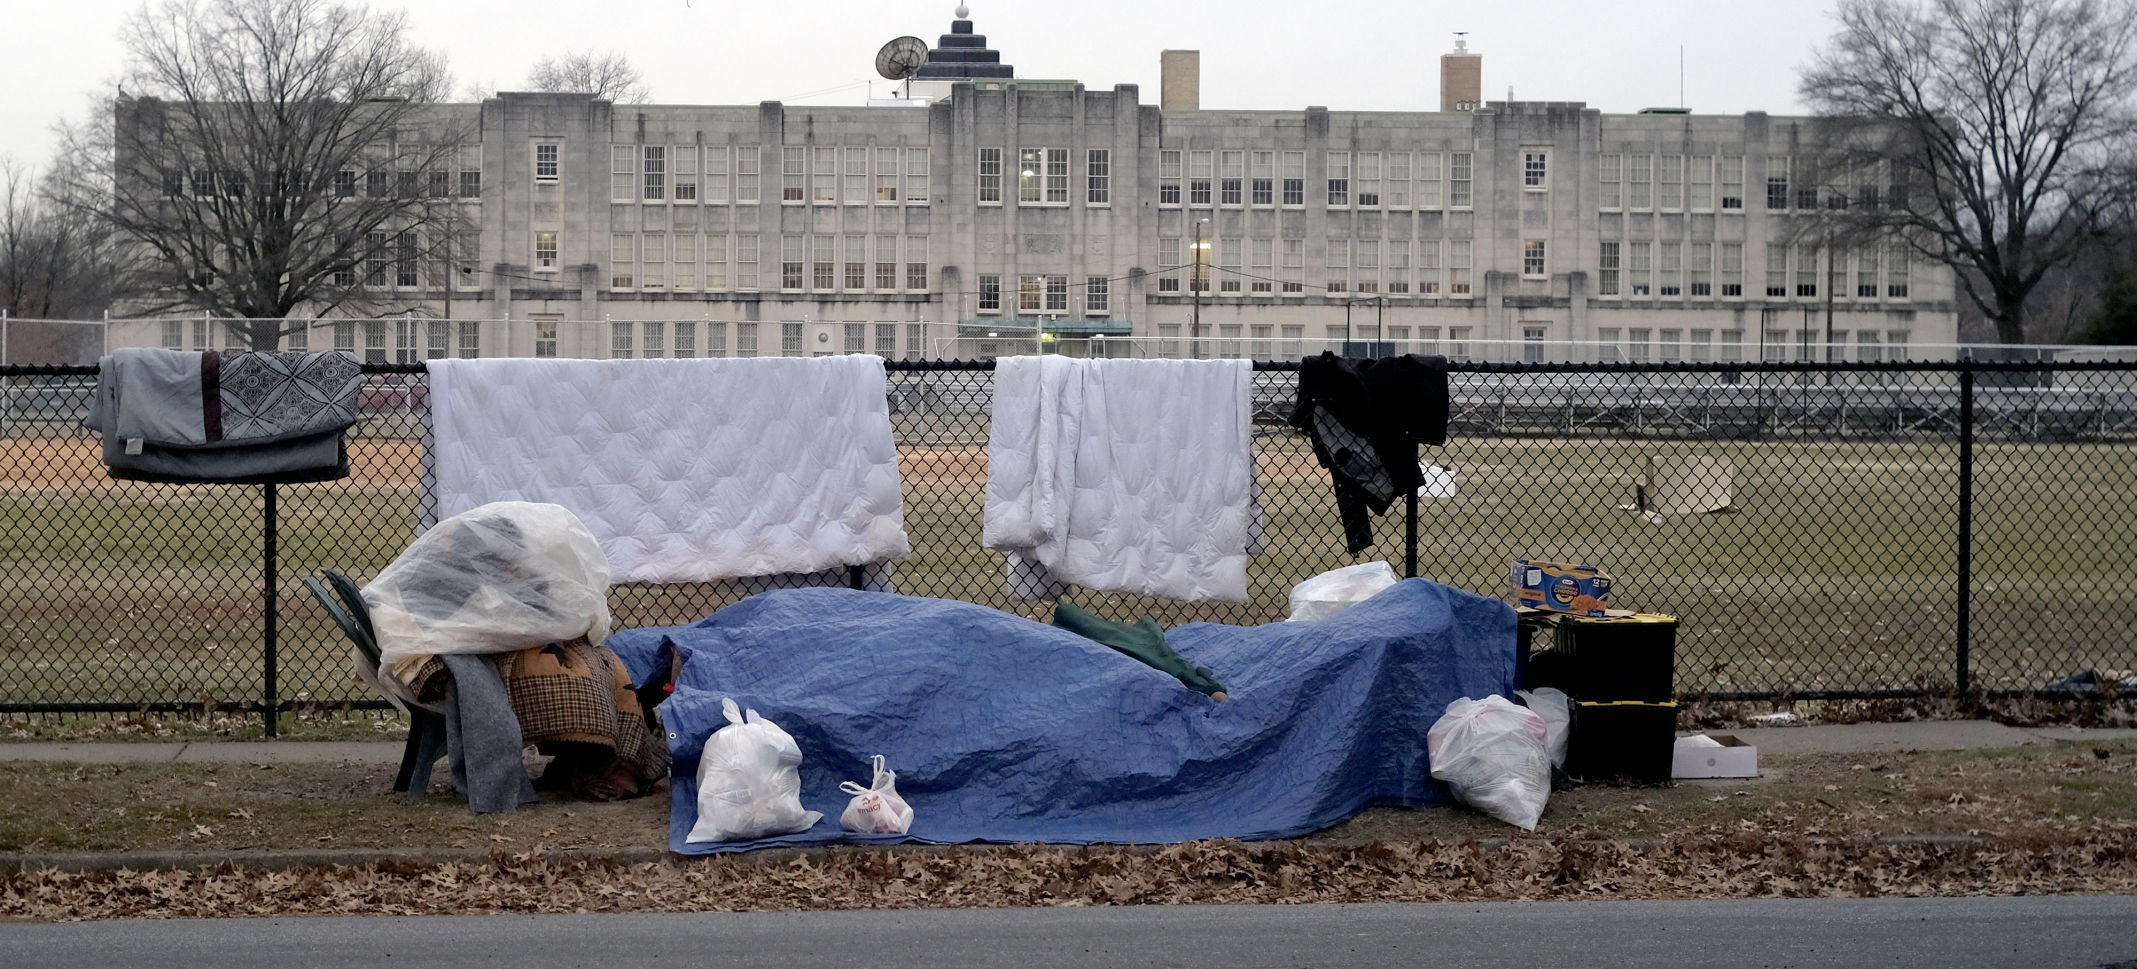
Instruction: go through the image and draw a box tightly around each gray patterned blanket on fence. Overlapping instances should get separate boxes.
[85,348,363,483]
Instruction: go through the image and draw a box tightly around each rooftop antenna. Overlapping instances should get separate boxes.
[1679,45,1686,109]
[1453,30,1468,53]
[875,35,930,99]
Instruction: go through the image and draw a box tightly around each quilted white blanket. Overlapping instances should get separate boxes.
[426,356,909,583]
[983,356,1254,602]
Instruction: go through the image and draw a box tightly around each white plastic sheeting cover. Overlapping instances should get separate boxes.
[364,501,614,695]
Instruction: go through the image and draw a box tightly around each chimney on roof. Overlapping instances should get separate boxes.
[1161,50,1200,111]
[1441,34,1480,112]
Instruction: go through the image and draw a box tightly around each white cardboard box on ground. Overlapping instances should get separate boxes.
[1672,734,1759,778]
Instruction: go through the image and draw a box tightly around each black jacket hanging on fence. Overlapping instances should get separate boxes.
[1288,352,1451,554]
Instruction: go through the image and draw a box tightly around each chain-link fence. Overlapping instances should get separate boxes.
[3,359,2133,726]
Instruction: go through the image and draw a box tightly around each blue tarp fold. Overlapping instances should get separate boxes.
[605,579,1515,854]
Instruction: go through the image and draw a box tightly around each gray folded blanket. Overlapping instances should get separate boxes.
[86,348,363,483]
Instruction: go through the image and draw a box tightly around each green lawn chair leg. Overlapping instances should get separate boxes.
[401,711,447,798]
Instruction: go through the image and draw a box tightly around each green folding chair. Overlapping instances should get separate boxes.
[303,568,448,798]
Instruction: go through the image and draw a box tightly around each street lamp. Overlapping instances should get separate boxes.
[1191,218,1211,359]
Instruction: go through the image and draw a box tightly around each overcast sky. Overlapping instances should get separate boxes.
[1,0,1847,172]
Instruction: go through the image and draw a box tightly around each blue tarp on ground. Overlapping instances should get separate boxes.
[605,579,1516,855]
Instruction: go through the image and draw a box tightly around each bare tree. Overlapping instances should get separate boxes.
[526,51,650,103]
[1800,0,2137,345]
[1,162,121,315]
[50,0,466,350]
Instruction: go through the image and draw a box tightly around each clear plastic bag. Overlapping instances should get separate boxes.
[838,754,915,835]
[1427,695,1553,831]
[686,698,824,843]
[1285,561,1400,621]
[1516,687,1573,769]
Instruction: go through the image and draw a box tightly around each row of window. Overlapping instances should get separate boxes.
[593,320,930,360]
[603,145,934,206]
[974,147,1110,205]
[1596,326,1913,363]
[1599,154,1909,214]
[160,155,483,202]
[158,319,482,361]
[974,275,1111,314]
[1597,241,1912,300]
[1152,237,1484,297]
[1154,150,1479,210]
[602,233,933,292]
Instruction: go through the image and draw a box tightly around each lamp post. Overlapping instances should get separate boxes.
[1191,218,1210,359]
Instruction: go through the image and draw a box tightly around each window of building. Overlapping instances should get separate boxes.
[610,145,635,201]
[874,147,899,203]
[1356,151,1380,206]
[876,236,899,291]
[735,146,760,203]
[1720,155,1744,210]
[1250,238,1274,293]
[1087,148,1110,204]
[361,320,387,363]
[706,147,733,204]
[1658,241,1681,296]
[812,147,838,204]
[978,147,1003,204]
[640,232,665,289]
[1627,327,1652,362]
[1417,152,1443,208]
[1281,238,1304,293]
[1018,274,1044,312]
[1018,147,1044,204]
[844,147,867,206]
[738,236,761,289]
[673,146,696,202]
[643,321,667,357]
[675,321,697,357]
[1281,324,1304,357]
[1523,150,1547,190]
[781,322,804,356]
[906,323,926,359]
[160,320,184,348]
[1326,237,1349,293]
[1159,236,1181,292]
[1219,236,1243,293]
[1658,327,1683,363]
[1523,325,1547,362]
[1689,328,1713,362]
[1599,154,1622,209]
[978,274,1002,312]
[1628,241,1651,295]
[782,146,807,203]
[1598,241,1621,296]
[533,143,559,182]
[1447,325,1473,361]
[363,170,385,198]
[781,236,803,290]
[1046,147,1069,204]
[1221,150,1244,206]
[1086,276,1109,314]
[1887,244,1909,298]
[459,321,485,359]
[1449,152,1474,208]
[672,234,698,291]
[1627,154,1653,209]
[1796,244,1819,298]
[1353,239,1378,293]
[1160,149,1183,206]
[1721,243,1744,297]
[1689,243,1713,296]
[1767,156,1790,211]
[736,322,758,358]
[331,321,354,353]
[874,323,897,356]
[642,145,665,201]
[708,321,729,357]
[532,316,559,358]
[843,323,866,354]
[394,232,418,287]
[1282,151,1305,206]
[1658,154,1683,209]
[1760,245,1787,297]
[906,237,927,291]
[1857,329,1881,361]
[845,237,867,290]
[1417,240,1441,296]
[1856,247,1880,298]
[1448,240,1473,295]
[905,148,929,205]
[813,236,835,290]
[1045,275,1068,311]
[706,235,730,290]
[1386,239,1410,294]
[1689,155,1713,209]
[1251,150,1274,206]
[1189,150,1213,206]
[1522,239,1547,278]
[610,233,635,289]
[427,169,451,198]
[1326,151,1350,207]
[1388,152,1412,208]
[534,231,559,271]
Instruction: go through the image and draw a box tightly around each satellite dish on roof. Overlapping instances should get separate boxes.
[876,36,930,81]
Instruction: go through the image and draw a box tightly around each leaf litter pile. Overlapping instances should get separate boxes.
[3,741,2133,920]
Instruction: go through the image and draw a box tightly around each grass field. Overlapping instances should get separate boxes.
[2,410,2133,709]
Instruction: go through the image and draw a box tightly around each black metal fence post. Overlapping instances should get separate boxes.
[1403,491,1419,579]
[262,482,279,737]
[1956,365,1974,694]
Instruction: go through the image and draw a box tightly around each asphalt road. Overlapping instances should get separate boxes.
[5,897,2134,968]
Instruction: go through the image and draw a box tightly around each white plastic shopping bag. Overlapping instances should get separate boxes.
[1427,695,1553,831]
[686,697,823,843]
[1285,561,1400,621]
[838,754,915,835]
[1516,687,1573,769]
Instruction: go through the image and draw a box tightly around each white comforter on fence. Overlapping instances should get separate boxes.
[983,356,1255,602]
[426,356,909,583]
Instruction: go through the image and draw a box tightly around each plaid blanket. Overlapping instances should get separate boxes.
[501,638,670,800]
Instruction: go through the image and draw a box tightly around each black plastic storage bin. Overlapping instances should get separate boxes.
[1521,611,1677,702]
[1565,700,1679,783]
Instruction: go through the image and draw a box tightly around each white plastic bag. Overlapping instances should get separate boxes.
[1516,688,1573,769]
[1427,695,1552,831]
[838,754,915,835]
[686,698,823,843]
[1286,561,1400,621]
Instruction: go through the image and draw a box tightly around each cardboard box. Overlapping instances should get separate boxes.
[1511,560,1613,616]
[1671,734,1759,778]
